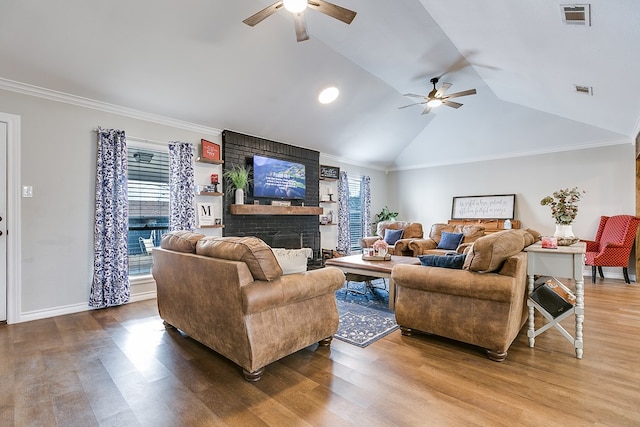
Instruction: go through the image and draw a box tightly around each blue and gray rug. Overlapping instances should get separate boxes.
[334,279,399,347]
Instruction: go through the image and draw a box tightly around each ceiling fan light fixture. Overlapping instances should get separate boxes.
[318,86,339,104]
[427,98,442,108]
[283,0,308,13]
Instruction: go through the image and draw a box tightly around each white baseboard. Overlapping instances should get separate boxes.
[130,290,157,303]
[17,287,157,323]
[19,302,92,323]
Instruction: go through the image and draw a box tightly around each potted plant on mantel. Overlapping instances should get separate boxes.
[223,164,252,205]
[540,186,585,245]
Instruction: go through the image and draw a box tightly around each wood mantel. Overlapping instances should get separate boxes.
[230,205,323,215]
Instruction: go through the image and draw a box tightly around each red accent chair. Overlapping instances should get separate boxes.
[582,215,640,284]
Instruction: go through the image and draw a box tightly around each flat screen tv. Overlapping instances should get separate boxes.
[253,155,306,200]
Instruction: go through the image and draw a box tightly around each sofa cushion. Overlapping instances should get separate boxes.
[384,228,404,245]
[463,230,526,273]
[437,232,464,250]
[418,253,466,269]
[196,236,283,281]
[160,231,205,253]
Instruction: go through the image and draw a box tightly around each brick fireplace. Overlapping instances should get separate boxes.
[221,130,321,260]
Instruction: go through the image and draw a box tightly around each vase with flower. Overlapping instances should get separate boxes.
[540,187,585,246]
[372,239,389,257]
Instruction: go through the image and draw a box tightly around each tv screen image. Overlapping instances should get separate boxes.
[253,155,306,200]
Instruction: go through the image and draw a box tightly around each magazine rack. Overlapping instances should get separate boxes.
[524,242,586,359]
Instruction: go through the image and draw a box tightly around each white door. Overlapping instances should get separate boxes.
[0,122,6,322]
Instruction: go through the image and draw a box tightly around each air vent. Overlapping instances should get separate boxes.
[574,85,593,95]
[561,4,591,26]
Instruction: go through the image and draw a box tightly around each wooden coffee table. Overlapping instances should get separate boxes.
[325,254,421,310]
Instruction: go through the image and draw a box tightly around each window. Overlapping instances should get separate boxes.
[127,144,169,276]
[348,176,363,252]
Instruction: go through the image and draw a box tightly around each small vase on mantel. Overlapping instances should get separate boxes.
[553,224,579,246]
[235,188,244,205]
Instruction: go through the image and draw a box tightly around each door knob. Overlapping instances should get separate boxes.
[0,230,3,236]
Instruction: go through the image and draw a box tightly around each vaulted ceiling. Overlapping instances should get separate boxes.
[1,0,638,169]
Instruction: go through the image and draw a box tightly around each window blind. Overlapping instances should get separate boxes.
[127,147,170,276]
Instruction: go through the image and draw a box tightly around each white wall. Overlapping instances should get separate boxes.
[388,143,636,276]
[0,89,222,320]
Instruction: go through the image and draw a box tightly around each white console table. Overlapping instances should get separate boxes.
[524,241,586,358]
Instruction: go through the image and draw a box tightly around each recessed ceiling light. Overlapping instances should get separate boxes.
[318,87,339,104]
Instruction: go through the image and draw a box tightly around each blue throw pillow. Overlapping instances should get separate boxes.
[419,253,466,269]
[383,228,404,245]
[437,232,464,250]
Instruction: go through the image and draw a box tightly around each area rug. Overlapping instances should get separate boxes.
[334,279,399,347]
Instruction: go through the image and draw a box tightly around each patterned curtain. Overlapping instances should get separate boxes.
[360,175,371,238]
[337,171,351,254]
[90,128,130,308]
[168,141,196,231]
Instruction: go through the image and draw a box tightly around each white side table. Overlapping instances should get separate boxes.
[524,241,586,358]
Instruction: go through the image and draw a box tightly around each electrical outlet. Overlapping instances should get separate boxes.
[22,186,33,197]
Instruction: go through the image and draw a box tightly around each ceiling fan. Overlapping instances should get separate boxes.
[243,0,357,42]
[399,77,477,115]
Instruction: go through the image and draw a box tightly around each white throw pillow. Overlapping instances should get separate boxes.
[271,248,312,275]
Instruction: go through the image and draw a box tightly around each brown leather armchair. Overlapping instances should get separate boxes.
[392,229,540,361]
[360,221,423,256]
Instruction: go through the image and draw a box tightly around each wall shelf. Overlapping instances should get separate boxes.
[197,191,224,197]
[230,205,323,216]
[199,224,225,229]
[195,157,224,165]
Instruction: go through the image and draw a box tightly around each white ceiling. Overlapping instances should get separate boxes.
[1,0,638,169]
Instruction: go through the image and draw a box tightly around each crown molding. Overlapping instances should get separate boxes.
[0,77,222,136]
[387,137,633,172]
[319,152,389,172]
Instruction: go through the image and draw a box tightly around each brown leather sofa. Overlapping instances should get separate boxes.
[407,223,485,257]
[152,231,345,381]
[360,221,424,256]
[391,229,540,362]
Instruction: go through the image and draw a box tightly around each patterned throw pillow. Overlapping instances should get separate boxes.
[437,231,464,250]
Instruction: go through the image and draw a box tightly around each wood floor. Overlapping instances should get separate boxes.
[2,277,639,427]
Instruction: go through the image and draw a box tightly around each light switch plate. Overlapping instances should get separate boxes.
[22,186,33,197]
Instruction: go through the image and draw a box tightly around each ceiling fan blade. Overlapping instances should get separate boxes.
[443,88,477,100]
[442,100,463,109]
[421,106,432,115]
[398,102,426,109]
[308,0,357,24]
[403,93,427,99]
[293,12,310,42]
[434,82,452,98]
[243,1,283,26]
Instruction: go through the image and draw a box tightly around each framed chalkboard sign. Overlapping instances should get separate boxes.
[451,194,516,220]
[320,165,340,180]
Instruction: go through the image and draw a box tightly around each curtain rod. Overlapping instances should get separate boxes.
[93,128,169,146]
